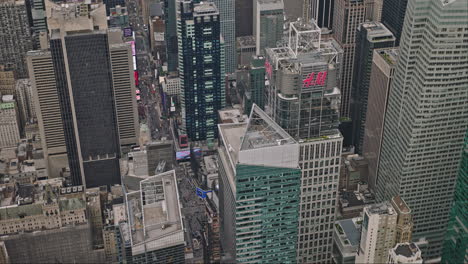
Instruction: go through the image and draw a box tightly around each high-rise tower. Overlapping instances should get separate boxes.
[332,0,374,118]
[218,105,301,263]
[253,0,284,56]
[351,22,394,154]
[441,130,467,264]
[164,0,178,72]
[0,0,33,78]
[177,1,225,141]
[28,1,138,186]
[381,0,408,45]
[376,0,468,260]
[265,20,343,263]
[302,0,334,29]
[212,0,236,73]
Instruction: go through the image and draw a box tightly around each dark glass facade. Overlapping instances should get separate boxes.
[351,23,394,154]
[51,32,121,187]
[164,0,178,72]
[103,0,126,16]
[381,0,408,45]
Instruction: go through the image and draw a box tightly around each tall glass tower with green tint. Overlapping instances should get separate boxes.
[441,131,468,264]
[376,0,468,260]
[218,105,301,263]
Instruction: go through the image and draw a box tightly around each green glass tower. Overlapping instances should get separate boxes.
[441,131,468,264]
[218,105,301,263]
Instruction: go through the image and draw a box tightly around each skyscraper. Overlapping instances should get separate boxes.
[376,0,468,260]
[212,0,236,73]
[361,48,398,191]
[351,22,394,154]
[265,20,343,263]
[235,0,253,37]
[332,0,373,118]
[28,1,138,186]
[302,0,334,29]
[381,0,408,45]
[356,196,413,264]
[0,0,34,78]
[26,0,47,49]
[177,1,225,141]
[441,130,467,264]
[164,0,178,72]
[244,56,266,113]
[218,104,301,263]
[253,0,284,56]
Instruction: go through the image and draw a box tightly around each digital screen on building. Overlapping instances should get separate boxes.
[193,148,202,158]
[179,135,188,148]
[176,151,190,161]
[265,59,273,78]
[123,27,133,37]
[134,71,139,86]
[127,41,136,56]
[136,89,140,94]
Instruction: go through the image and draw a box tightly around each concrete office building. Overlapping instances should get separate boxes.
[15,79,36,136]
[218,105,301,263]
[361,48,397,191]
[213,0,236,73]
[0,96,21,148]
[1,223,106,263]
[0,66,15,96]
[123,170,185,263]
[381,0,408,45]
[161,74,181,96]
[332,217,361,264]
[351,22,394,154]
[177,1,225,141]
[236,36,256,67]
[356,197,413,264]
[441,131,467,264]
[302,0,334,29]
[332,0,375,118]
[27,1,138,186]
[376,0,468,260]
[388,243,423,264]
[265,20,343,263]
[146,140,174,175]
[253,0,284,56]
[0,0,33,78]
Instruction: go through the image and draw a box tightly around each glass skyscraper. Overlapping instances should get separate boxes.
[213,0,236,73]
[441,130,467,264]
[381,0,408,45]
[177,1,225,141]
[376,0,468,260]
[218,105,301,263]
[265,20,344,263]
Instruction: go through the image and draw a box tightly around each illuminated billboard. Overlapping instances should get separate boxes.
[123,27,133,37]
[134,71,139,86]
[176,150,190,161]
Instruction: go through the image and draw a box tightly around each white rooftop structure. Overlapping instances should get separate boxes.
[125,170,184,255]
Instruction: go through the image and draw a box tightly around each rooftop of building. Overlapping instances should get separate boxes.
[392,242,422,258]
[335,218,362,247]
[257,0,284,10]
[218,108,247,124]
[237,36,256,48]
[126,170,184,254]
[193,1,218,15]
[392,195,411,214]
[366,201,396,215]
[377,47,399,66]
[360,21,395,41]
[218,104,299,192]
